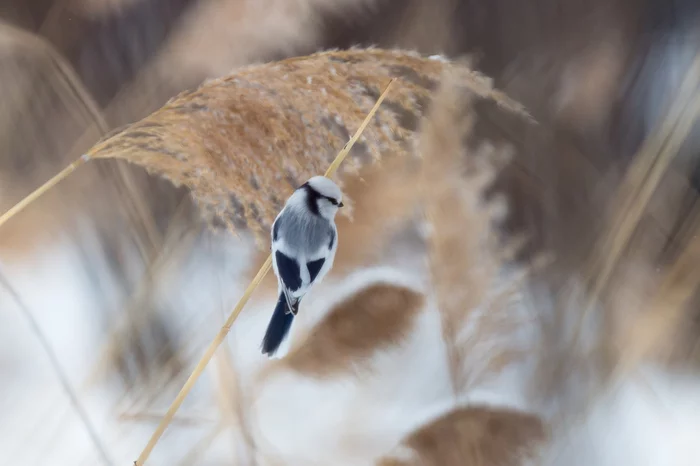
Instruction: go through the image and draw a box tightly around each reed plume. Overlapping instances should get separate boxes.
[84,48,530,243]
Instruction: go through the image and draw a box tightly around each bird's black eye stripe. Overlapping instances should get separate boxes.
[319,195,339,206]
[300,182,339,208]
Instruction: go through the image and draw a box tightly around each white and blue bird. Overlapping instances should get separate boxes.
[261,175,344,356]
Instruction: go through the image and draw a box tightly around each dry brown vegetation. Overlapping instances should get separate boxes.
[78,51,544,464]
[283,283,425,377]
[419,72,525,396]
[85,48,529,241]
[4,1,700,464]
[378,406,546,466]
[136,50,700,463]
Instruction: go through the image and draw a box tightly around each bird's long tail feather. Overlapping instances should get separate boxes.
[261,292,298,356]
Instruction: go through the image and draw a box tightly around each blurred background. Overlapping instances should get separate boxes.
[2,0,700,464]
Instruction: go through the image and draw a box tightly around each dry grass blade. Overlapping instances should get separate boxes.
[0,20,163,260]
[588,50,700,313]
[566,220,700,427]
[0,21,107,230]
[0,20,108,132]
[565,49,700,378]
[133,78,395,466]
[616,220,700,374]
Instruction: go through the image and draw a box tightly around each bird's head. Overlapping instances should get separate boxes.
[300,175,344,220]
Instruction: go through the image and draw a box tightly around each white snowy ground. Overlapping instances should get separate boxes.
[2,213,700,465]
[0,220,252,465]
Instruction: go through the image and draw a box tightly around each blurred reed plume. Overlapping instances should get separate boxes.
[130,74,396,466]
[84,48,530,242]
[282,282,426,377]
[243,73,545,465]
[379,407,546,466]
[418,72,534,398]
[390,73,546,464]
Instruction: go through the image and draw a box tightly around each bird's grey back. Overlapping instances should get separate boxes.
[275,207,333,256]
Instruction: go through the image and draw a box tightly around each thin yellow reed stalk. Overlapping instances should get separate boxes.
[0,154,90,229]
[133,77,396,466]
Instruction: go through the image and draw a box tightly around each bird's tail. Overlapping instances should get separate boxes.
[261,292,298,356]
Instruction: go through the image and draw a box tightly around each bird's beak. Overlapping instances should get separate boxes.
[338,202,344,208]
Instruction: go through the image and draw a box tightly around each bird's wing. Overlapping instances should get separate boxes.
[307,257,326,283]
[272,249,303,313]
[274,250,303,292]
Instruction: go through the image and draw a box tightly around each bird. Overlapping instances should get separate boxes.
[261,175,344,356]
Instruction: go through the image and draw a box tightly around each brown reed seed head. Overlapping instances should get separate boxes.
[283,282,425,378]
[85,48,531,244]
[379,406,546,466]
